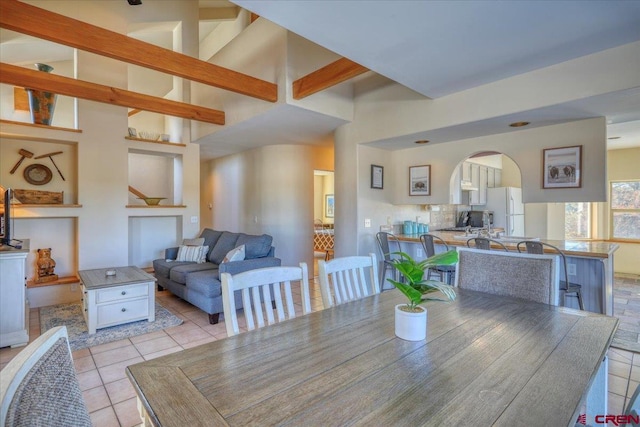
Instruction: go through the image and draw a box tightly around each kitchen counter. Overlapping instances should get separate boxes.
[395,231,618,315]
[397,231,619,259]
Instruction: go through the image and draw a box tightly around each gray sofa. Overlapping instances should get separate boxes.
[153,228,280,324]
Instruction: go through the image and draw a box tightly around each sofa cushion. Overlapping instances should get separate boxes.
[185,270,222,298]
[236,234,273,259]
[169,262,218,285]
[153,259,195,279]
[199,229,223,261]
[209,232,241,264]
[183,237,205,246]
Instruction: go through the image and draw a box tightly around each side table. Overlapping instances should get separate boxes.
[79,266,156,335]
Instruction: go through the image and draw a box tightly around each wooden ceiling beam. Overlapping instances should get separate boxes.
[0,63,225,125]
[0,0,277,102]
[292,58,368,100]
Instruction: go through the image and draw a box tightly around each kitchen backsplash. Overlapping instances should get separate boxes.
[389,204,463,234]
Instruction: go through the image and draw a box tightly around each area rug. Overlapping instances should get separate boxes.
[40,301,183,351]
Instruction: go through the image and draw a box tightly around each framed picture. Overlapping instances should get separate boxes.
[325,194,335,218]
[409,165,431,196]
[128,127,137,137]
[371,164,383,189]
[542,145,582,189]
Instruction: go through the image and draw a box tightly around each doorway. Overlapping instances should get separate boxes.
[313,170,334,275]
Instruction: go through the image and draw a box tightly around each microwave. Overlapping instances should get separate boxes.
[456,211,493,228]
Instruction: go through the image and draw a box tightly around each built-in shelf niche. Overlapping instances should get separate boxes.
[128,148,183,207]
[0,133,79,205]
[128,215,183,268]
[14,217,78,283]
[125,136,186,147]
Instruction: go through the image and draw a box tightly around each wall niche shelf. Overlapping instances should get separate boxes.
[0,119,82,133]
[14,204,82,209]
[125,136,186,147]
[126,205,186,208]
[27,275,79,288]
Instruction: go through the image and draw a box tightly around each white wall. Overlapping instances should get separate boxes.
[206,144,313,269]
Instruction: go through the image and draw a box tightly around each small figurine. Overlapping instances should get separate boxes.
[35,247,58,283]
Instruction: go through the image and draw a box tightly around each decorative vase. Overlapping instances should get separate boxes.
[26,63,57,126]
[395,304,427,341]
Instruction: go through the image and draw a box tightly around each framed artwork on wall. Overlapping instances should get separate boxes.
[371,165,383,189]
[542,145,582,189]
[325,194,335,218]
[409,165,431,196]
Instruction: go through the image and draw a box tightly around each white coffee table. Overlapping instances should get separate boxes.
[79,266,156,335]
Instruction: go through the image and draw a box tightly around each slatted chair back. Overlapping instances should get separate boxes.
[454,247,559,306]
[0,326,91,427]
[466,237,509,251]
[221,263,311,337]
[318,253,380,308]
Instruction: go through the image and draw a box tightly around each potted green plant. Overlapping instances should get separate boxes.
[388,250,458,341]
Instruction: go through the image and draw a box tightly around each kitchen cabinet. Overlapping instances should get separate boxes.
[469,164,480,205]
[461,162,472,182]
[479,166,488,204]
[495,169,502,187]
[487,168,495,188]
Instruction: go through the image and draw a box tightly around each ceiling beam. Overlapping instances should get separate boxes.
[0,63,225,125]
[292,58,368,100]
[0,0,277,102]
[199,7,240,21]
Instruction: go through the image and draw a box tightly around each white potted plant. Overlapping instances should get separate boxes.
[388,250,458,341]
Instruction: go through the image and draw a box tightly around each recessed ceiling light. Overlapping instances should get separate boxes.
[509,121,530,128]
[608,136,621,140]
[415,140,429,144]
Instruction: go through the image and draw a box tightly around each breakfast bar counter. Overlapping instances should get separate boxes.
[396,232,619,315]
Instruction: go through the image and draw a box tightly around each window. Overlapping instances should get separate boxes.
[565,203,591,239]
[611,181,640,240]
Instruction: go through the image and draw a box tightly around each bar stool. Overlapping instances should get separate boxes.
[517,241,584,310]
[375,231,403,291]
[466,237,509,251]
[419,233,456,285]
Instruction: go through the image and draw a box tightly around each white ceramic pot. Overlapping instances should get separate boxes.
[395,304,427,341]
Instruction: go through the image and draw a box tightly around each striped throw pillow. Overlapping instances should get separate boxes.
[176,245,209,264]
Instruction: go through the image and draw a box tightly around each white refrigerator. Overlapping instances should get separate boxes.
[485,187,525,236]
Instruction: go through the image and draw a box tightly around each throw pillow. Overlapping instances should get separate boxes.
[176,245,209,264]
[222,245,245,263]
[183,237,205,246]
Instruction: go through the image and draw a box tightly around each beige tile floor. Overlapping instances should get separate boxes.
[1,269,639,426]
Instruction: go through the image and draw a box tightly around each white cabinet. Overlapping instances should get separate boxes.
[0,248,29,348]
[487,168,496,188]
[479,166,488,205]
[469,163,480,205]
[461,162,472,182]
[494,169,502,187]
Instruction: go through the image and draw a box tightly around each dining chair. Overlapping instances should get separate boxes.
[419,233,456,285]
[454,247,559,305]
[516,241,585,310]
[623,383,640,426]
[318,253,380,308]
[375,231,403,291]
[221,263,311,337]
[466,237,509,251]
[0,326,92,427]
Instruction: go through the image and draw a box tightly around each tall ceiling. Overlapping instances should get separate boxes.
[1,1,639,156]
[232,0,640,152]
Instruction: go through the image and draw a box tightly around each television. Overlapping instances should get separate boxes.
[1,188,17,247]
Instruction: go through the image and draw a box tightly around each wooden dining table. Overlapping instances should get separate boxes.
[126,288,618,427]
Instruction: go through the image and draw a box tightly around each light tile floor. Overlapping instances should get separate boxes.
[1,271,639,426]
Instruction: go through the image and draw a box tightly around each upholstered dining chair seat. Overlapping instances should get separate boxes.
[455,247,559,306]
[0,326,91,427]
